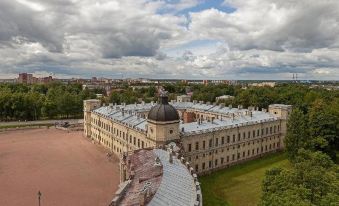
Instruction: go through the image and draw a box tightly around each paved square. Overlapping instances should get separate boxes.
[0,128,120,206]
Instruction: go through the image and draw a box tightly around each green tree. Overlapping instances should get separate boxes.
[284,108,309,161]
[308,100,338,161]
[260,150,339,206]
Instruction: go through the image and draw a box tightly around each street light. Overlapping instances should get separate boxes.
[37,191,42,206]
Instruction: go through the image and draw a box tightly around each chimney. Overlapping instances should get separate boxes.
[169,152,173,164]
[229,104,232,109]
[122,108,125,116]
[193,100,197,104]
[181,127,185,132]
[219,103,225,109]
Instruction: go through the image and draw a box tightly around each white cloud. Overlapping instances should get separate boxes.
[0,0,338,80]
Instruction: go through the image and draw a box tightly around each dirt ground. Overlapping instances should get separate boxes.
[0,128,120,206]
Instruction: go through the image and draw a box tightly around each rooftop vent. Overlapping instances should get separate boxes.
[219,103,225,109]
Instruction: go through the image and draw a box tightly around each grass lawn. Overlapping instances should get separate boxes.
[200,152,290,206]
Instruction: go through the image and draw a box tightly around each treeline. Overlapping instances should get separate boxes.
[191,83,339,110]
[260,99,339,205]
[0,83,97,121]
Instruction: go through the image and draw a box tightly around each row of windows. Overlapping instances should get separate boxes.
[195,143,278,171]
[189,141,280,161]
[187,125,280,152]
[92,117,147,149]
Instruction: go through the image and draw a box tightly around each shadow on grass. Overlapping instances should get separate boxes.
[200,152,289,206]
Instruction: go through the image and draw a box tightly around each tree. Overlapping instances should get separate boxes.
[260,150,339,206]
[284,108,309,161]
[308,100,338,161]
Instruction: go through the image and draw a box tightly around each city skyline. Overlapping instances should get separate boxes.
[0,0,339,80]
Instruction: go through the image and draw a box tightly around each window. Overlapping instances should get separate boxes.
[195,142,199,150]
[270,127,272,134]
[215,159,218,166]
[243,132,246,139]
[188,144,192,152]
[227,156,229,162]
[138,139,140,147]
[221,158,224,164]
[233,135,235,142]
[261,128,264,135]
[274,125,276,133]
[227,136,230,143]
[203,141,206,149]
[266,127,269,135]
[215,138,219,147]
[133,137,136,145]
[248,131,251,139]
[232,154,235,160]
[209,139,212,148]
[238,133,240,141]
[169,129,173,134]
[195,164,198,172]
[237,153,240,159]
[209,161,212,168]
[202,163,205,170]
[253,130,256,137]
[243,151,245,157]
[257,129,260,136]
[222,136,225,145]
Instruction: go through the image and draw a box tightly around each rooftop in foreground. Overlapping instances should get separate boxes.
[111,148,202,206]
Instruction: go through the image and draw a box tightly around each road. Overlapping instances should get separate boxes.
[0,119,83,126]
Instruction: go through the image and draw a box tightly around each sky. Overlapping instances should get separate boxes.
[0,0,339,80]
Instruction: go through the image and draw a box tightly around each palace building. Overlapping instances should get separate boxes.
[84,95,292,175]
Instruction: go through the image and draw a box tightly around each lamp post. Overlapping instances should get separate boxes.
[37,191,42,206]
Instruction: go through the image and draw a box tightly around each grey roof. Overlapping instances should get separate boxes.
[148,149,200,206]
[92,101,283,135]
[148,96,180,122]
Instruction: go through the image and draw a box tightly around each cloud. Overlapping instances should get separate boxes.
[0,0,338,80]
[190,0,339,52]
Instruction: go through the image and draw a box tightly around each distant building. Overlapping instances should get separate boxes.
[177,94,191,102]
[17,73,53,84]
[18,73,34,84]
[82,84,113,96]
[215,95,234,102]
[249,82,276,87]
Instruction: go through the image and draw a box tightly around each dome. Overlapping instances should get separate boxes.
[148,96,179,122]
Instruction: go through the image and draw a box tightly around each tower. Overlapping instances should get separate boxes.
[146,95,180,146]
[83,99,101,138]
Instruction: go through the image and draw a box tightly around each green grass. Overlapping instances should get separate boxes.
[200,152,290,206]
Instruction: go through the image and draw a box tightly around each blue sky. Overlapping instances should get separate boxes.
[0,0,338,80]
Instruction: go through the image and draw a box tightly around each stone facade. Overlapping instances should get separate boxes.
[84,99,292,175]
